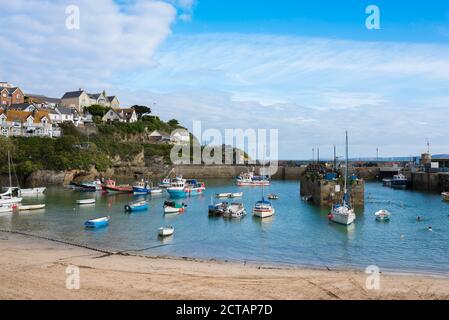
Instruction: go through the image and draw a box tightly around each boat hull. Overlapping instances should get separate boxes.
[85,217,109,228]
[253,208,275,218]
[158,227,174,237]
[167,187,204,198]
[125,204,149,212]
[20,187,46,195]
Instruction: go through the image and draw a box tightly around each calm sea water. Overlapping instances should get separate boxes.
[1,180,448,274]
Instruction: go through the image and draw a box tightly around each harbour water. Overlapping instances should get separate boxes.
[1,180,448,274]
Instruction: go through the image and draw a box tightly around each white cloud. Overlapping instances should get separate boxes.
[0,0,178,93]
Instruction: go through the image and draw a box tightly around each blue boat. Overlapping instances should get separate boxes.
[84,216,110,228]
[125,200,149,212]
[167,178,206,198]
[133,180,151,195]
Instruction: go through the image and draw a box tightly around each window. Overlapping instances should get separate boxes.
[16,94,21,99]
[2,93,5,97]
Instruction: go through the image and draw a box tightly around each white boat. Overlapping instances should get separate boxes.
[236,171,270,186]
[267,194,279,200]
[253,154,275,219]
[0,205,13,213]
[20,187,46,196]
[227,203,246,219]
[0,196,22,205]
[18,204,46,211]
[150,188,163,194]
[158,226,174,237]
[230,192,243,198]
[216,193,232,198]
[442,192,449,202]
[163,201,186,214]
[0,153,22,205]
[329,131,356,226]
[76,199,96,205]
[375,209,391,221]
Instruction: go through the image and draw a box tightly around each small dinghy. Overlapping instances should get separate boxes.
[18,204,46,211]
[230,192,243,198]
[302,195,312,201]
[216,192,232,198]
[150,188,163,194]
[442,192,449,202]
[125,200,149,212]
[158,226,174,237]
[375,210,391,221]
[163,201,187,214]
[85,216,110,228]
[267,194,279,200]
[76,199,96,205]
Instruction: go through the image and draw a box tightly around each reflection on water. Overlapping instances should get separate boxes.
[0,180,449,274]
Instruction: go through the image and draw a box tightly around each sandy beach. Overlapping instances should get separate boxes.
[0,231,448,300]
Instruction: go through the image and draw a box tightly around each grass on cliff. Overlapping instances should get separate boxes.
[0,120,180,176]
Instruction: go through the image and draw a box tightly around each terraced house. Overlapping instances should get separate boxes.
[0,82,25,106]
[61,89,120,112]
[0,109,60,138]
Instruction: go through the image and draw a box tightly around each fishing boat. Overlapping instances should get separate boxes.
[158,226,174,237]
[236,171,270,186]
[159,178,172,188]
[375,209,391,221]
[208,202,229,216]
[132,179,151,194]
[441,192,449,202]
[18,204,46,211]
[163,200,187,214]
[267,194,279,200]
[226,203,246,219]
[79,180,102,191]
[383,173,407,188]
[167,178,205,198]
[76,199,96,205]
[20,187,46,196]
[84,216,110,228]
[328,131,356,226]
[125,200,149,212]
[102,180,133,193]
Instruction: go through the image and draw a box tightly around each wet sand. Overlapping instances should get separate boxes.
[1,231,448,300]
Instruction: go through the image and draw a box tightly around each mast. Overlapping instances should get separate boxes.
[8,151,12,189]
[344,131,349,206]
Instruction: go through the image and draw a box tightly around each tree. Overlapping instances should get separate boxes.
[131,105,151,119]
[167,119,180,127]
[85,104,110,117]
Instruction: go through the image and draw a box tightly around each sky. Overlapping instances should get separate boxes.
[1,0,449,159]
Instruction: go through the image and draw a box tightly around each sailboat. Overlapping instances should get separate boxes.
[0,151,22,206]
[253,154,275,218]
[328,131,356,226]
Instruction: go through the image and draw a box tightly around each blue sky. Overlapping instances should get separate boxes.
[2,0,449,159]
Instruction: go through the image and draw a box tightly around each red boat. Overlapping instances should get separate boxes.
[102,180,133,193]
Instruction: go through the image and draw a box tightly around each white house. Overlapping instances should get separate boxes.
[102,108,138,123]
[171,130,190,144]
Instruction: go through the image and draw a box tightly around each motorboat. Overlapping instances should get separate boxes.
[133,180,151,195]
[236,171,270,186]
[226,203,246,219]
[102,180,133,193]
[230,192,243,198]
[167,178,205,198]
[267,194,279,200]
[215,193,232,198]
[442,192,449,202]
[163,200,187,214]
[208,202,229,216]
[375,209,391,221]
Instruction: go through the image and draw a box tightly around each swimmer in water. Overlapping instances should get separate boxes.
[417,216,421,222]
[428,226,433,232]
